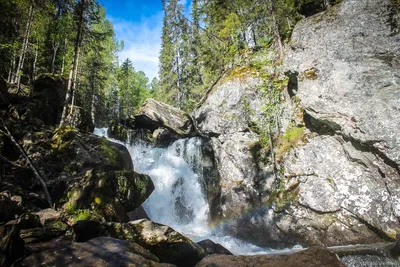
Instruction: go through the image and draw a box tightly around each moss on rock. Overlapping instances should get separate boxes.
[62,169,154,222]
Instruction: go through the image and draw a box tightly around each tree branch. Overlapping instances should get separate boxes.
[0,120,52,207]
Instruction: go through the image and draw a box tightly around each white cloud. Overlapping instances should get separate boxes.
[110,12,163,81]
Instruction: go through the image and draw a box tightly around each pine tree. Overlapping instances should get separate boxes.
[158,0,189,109]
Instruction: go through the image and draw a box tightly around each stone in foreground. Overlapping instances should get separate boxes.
[72,219,206,267]
[20,237,175,267]
[195,246,344,267]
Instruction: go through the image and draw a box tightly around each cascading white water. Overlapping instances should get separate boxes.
[130,139,209,237]
[94,128,269,254]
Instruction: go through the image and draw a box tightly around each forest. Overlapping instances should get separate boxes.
[0,0,339,125]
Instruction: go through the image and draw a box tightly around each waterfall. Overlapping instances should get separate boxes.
[128,138,209,237]
[94,128,271,254]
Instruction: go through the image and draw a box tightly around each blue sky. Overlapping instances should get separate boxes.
[98,0,191,81]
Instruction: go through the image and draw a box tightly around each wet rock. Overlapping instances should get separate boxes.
[72,219,206,267]
[153,128,178,147]
[135,99,195,137]
[197,239,233,255]
[200,139,222,222]
[0,223,24,267]
[108,120,153,144]
[20,237,176,267]
[195,246,344,267]
[128,205,150,221]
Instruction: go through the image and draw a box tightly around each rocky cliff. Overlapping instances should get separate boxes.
[194,0,400,248]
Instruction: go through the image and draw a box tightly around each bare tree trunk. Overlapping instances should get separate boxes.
[68,50,81,124]
[8,55,14,82]
[60,68,74,126]
[272,13,284,60]
[267,0,284,60]
[32,39,39,81]
[176,53,182,109]
[51,41,59,74]
[61,38,67,75]
[0,121,52,207]
[60,0,85,127]
[91,93,96,126]
[15,3,34,88]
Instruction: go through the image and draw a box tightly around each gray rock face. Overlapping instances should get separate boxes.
[285,0,400,166]
[194,72,282,220]
[277,0,400,245]
[194,75,264,136]
[195,0,400,248]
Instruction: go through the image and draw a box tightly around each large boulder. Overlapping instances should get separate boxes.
[195,0,400,249]
[135,99,196,137]
[63,169,154,222]
[1,123,143,223]
[285,0,400,167]
[49,127,133,173]
[30,74,66,126]
[72,219,206,267]
[195,246,344,267]
[20,237,175,267]
[259,0,400,247]
[193,67,286,221]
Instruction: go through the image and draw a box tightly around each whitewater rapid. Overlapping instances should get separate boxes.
[94,128,270,254]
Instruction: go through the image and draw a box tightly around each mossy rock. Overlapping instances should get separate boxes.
[266,178,300,211]
[50,128,133,177]
[63,169,154,222]
[276,126,307,162]
[19,220,68,244]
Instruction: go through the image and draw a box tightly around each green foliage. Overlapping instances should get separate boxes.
[276,126,306,162]
[265,178,300,211]
[65,203,92,222]
[116,58,152,118]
